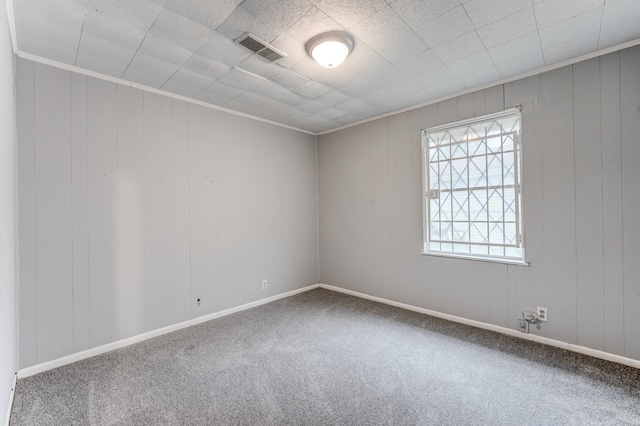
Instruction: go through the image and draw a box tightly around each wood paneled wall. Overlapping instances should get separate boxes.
[16,59,319,368]
[318,46,640,361]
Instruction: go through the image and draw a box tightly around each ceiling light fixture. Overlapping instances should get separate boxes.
[306,31,354,68]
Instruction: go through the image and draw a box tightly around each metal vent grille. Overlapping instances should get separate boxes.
[258,47,284,62]
[235,33,287,63]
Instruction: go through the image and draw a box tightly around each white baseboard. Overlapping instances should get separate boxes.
[319,284,640,370]
[18,282,639,379]
[18,284,320,379]
[4,373,16,426]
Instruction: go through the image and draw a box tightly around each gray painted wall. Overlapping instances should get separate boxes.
[16,59,319,369]
[0,0,16,421]
[318,46,640,361]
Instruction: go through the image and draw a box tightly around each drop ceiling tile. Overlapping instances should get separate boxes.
[237,55,283,79]
[219,67,268,90]
[252,80,292,99]
[351,6,411,48]
[315,0,388,28]
[241,0,313,33]
[463,0,532,28]
[182,54,231,79]
[360,79,421,104]
[223,91,272,110]
[15,16,81,64]
[80,8,146,51]
[275,91,308,106]
[414,7,475,48]
[495,50,545,77]
[163,0,238,29]
[336,98,370,113]
[382,90,432,111]
[534,0,604,29]
[488,32,542,64]
[148,8,211,52]
[427,78,465,98]
[197,31,251,68]
[270,35,307,68]
[342,46,392,73]
[373,30,429,63]
[390,0,460,30]
[17,0,86,29]
[457,65,501,88]
[335,112,365,125]
[543,32,600,64]
[315,67,361,89]
[299,99,329,113]
[137,35,194,65]
[161,68,216,97]
[340,77,379,97]
[298,114,330,126]
[284,7,344,45]
[316,90,353,106]
[477,8,537,48]
[75,33,136,77]
[396,50,443,77]
[271,68,313,91]
[122,52,180,88]
[432,31,485,64]
[291,57,327,81]
[270,108,313,122]
[317,107,350,119]
[599,15,640,49]
[216,6,279,43]
[252,100,292,118]
[411,65,456,89]
[602,0,640,26]
[448,51,495,77]
[539,9,602,50]
[295,82,333,99]
[88,0,162,30]
[370,65,408,89]
[195,81,243,105]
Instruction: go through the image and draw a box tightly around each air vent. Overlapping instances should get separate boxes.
[235,33,287,63]
[258,47,285,62]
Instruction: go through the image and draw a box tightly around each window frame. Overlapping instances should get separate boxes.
[420,107,529,266]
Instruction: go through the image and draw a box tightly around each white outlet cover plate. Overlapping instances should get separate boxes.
[537,306,548,322]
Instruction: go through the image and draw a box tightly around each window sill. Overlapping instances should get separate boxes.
[421,251,530,267]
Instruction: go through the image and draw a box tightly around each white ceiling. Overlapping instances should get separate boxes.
[12,0,640,134]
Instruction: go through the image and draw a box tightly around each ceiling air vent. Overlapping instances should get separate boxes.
[235,33,287,63]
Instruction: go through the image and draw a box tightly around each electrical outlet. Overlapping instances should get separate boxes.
[262,280,268,290]
[537,306,548,322]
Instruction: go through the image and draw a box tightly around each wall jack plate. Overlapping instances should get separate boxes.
[517,317,529,333]
[261,280,268,290]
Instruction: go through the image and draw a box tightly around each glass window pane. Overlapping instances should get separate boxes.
[423,110,523,262]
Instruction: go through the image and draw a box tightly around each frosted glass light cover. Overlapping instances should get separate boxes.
[311,41,349,68]
[306,32,354,68]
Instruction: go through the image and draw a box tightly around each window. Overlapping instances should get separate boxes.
[421,108,526,264]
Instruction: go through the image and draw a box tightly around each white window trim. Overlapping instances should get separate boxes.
[420,107,530,266]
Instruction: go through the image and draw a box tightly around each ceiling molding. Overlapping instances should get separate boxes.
[15,50,318,137]
[318,36,640,136]
[3,0,17,53]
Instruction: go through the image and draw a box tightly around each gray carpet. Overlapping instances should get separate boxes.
[10,288,640,425]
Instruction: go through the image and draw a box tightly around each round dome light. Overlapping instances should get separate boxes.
[306,32,354,68]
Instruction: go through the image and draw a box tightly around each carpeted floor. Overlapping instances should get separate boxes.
[10,288,640,425]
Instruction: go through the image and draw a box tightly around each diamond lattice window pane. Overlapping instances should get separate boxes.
[423,109,524,262]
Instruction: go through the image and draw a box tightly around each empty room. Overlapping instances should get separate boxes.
[1,0,640,424]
